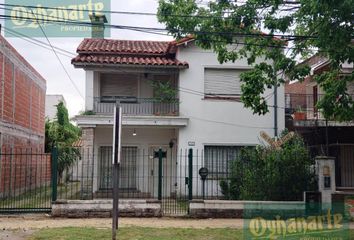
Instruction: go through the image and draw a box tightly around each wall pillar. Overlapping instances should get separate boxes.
[81,126,95,199]
[85,71,94,111]
[316,156,336,205]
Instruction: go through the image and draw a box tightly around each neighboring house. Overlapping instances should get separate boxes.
[285,54,354,191]
[45,94,66,120]
[0,34,47,197]
[72,15,284,198]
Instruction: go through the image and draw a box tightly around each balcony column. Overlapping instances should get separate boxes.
[85,71,94,111]
[81,126,95,199]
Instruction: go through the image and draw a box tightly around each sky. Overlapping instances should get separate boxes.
[1,0,173,117]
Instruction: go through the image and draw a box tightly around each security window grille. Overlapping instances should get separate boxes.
[204,68,243,97]
[99,146,137,189]
[204,146,241,178]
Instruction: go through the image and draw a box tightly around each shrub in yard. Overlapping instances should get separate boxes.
[220,131,316,201]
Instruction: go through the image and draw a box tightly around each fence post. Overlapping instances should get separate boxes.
[158,148,163,201]
[51,147,58,202]
[188,148,193,201]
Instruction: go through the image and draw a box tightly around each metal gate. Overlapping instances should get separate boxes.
[152,148,192,216]
[0,149,52,213]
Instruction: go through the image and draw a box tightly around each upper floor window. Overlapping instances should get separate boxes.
[204,68,244,99]
[100,73,138,97]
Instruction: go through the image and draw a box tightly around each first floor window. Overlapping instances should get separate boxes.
[204,145,242,178]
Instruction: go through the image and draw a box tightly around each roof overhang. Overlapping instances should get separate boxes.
[72,62,189,69]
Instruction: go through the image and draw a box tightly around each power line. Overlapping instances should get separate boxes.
[2,26,76,58]
[0,2,299,20]
[0,10,317,40]
[3,29,73,58]
[30,11,84,100]
[185,114,275,129]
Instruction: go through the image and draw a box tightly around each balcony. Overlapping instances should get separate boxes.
[93,96,179,116]
[285,93,322,120]
[285,93,354,127]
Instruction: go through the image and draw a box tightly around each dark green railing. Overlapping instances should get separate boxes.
[0,149,52,213]
[0,146,237,215]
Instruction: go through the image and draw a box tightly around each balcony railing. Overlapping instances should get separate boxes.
[93,97,179,116]
[285,93,323,120]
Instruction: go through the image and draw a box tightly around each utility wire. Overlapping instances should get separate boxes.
[2,26,76,58]
[3,29,73,58]
[30,10,84,100]
[0,11,317,40]
[0,2,299,20]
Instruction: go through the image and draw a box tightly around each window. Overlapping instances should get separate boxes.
[100,73,138,97]
[204,146,242,178]
[99,146,137,189]
[204,68,244,97]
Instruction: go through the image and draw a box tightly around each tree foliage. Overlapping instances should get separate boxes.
[220,131,316,201]
[158,0,354,120]
[45,101,81,183]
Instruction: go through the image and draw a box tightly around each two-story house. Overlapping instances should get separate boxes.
[285,54,354,191]
[72,15,284,199]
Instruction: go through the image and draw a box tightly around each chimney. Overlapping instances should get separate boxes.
[89,13,107,38]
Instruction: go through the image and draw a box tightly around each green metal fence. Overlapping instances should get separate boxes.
[0,146,238,215]
[51,147,236,216]
[0,148,52,213]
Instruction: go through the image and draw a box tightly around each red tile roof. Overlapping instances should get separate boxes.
[72,38,188,68]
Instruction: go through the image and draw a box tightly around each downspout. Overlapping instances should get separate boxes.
[274,84,278,138]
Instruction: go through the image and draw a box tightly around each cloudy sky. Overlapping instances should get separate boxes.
[1,0,173,117]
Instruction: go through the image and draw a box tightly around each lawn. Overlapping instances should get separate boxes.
[28,227,354,240]
[29,227,242,240]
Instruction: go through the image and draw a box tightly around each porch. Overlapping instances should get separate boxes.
[91,126,181,199]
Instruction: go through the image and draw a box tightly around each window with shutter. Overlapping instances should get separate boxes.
[204,68,244,97]
[100,73,138,97]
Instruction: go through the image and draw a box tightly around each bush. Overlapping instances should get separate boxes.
[220,131,317,201]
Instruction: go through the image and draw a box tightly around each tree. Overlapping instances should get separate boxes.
[220,131,316,201]
[158,0,354,120]
[45,101,81,183]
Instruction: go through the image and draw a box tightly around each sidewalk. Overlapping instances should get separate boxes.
[1,214,353,230]
[0,214,244,230]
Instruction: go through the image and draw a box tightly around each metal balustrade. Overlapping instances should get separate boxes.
[285,94,324,120]
[93,97,179,116]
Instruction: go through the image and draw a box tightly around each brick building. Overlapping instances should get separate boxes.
[285,55,354,191]
[0,35,47,199]
[0,35,46,150]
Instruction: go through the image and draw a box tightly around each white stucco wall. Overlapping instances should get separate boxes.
[45,95,66,120]
[176,43,285,197]
[176,43,285,151]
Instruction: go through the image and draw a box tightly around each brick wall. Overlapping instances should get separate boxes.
[0,35,47,197]
[0,35,46,149]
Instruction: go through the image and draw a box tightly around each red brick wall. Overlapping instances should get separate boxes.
[0,35,46,149]
[0,36,47,197]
